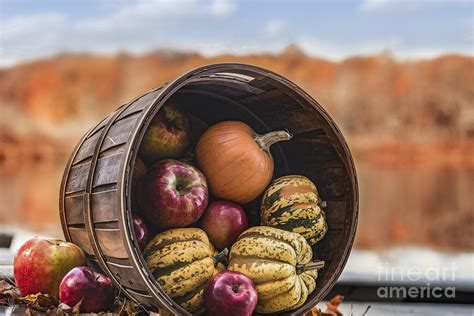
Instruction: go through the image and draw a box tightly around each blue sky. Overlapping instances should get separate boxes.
[1,0,473,67]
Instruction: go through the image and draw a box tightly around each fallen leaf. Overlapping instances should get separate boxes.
[58,302,72,312]
[0,280,21,305]
[305,307,322,316]
[71,297,83,313]
[328,295,345,307]
[111,296,143,315]
[325,295,344,316]
[20,293,59,312]
[58,297,83,314]
[306,295,346,316]
[306,306,340,316]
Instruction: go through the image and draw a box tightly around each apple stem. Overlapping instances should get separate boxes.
[296,260,325,274]
[213,248,229,266]
[255,130,292,152]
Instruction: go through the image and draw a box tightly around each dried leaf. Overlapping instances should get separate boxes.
[306,306,338,316]
[58,302,72,312]
[1,283,144,315]
[58,297,84,314]
[328,295,344,307]
[0,279,21,305]
[111,296,142,315]
[20,292,59,312]
[325,294,344,316]
[305,307,322,316]
[72,298,83,314]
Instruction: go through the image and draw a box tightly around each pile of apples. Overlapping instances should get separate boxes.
[14,238,115,312]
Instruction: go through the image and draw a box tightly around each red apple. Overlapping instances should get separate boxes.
[201,201,248,249]
[59,266,115,313]
[204,271,257,316]
[138,159,208,229]
[132,215,148,249]
[14,238,86,297]
[138,102,190,164]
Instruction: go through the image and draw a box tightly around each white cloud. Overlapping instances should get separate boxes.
[181,40,284,57]
[465,17,474,42]
[263,19,287,36]
[0,13,67,65]
[296,36,403,60]
[76,0,233,33]
[209,0,237,16]
[0,0,238,66]
[296,36,473,60]
[360,0,417,12]
[358,0,459,13]
[0,0,472,67]
[176,36,413,61]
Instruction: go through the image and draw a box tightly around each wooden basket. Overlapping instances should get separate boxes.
[59,63,358,315]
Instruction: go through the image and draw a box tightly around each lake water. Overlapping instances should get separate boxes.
[1,157,473,252]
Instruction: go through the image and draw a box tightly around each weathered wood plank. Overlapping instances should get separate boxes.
[107,261,147,291]
[93,153,123,188]
[73,116,135,164]
[66,188,119,225]
[101,115,136,150]
[73,132,101,164]
[324,200,346,230]
[125,288,158,310]
[313,229,344,259]
[65,163,89,194]
[64,193,84,225]
[260,108,328,134]
[186,78,264,95]
[308,166,348,199]
[92,189,119,223]
[87,113,113,139]
[96,228,128,259]
[66,153,123,194]
[69,227,94,255]
[117,88,162,120]
[240,90,301,116]
[282,141,338,165]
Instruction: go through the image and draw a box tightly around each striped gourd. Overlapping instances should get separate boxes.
[228,226,324,314]
[261,175,328,246]
[144,228,226,314]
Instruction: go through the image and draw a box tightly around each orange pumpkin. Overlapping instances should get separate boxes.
[196,121,292,204]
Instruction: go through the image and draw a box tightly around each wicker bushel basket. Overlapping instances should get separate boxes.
[59,63,358,315]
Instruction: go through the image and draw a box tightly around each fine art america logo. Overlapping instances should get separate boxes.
[377,262,457,299]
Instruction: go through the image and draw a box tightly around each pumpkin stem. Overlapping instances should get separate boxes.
[213,248,229,266]
[296,260,325,274]
[255,130,292,151]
